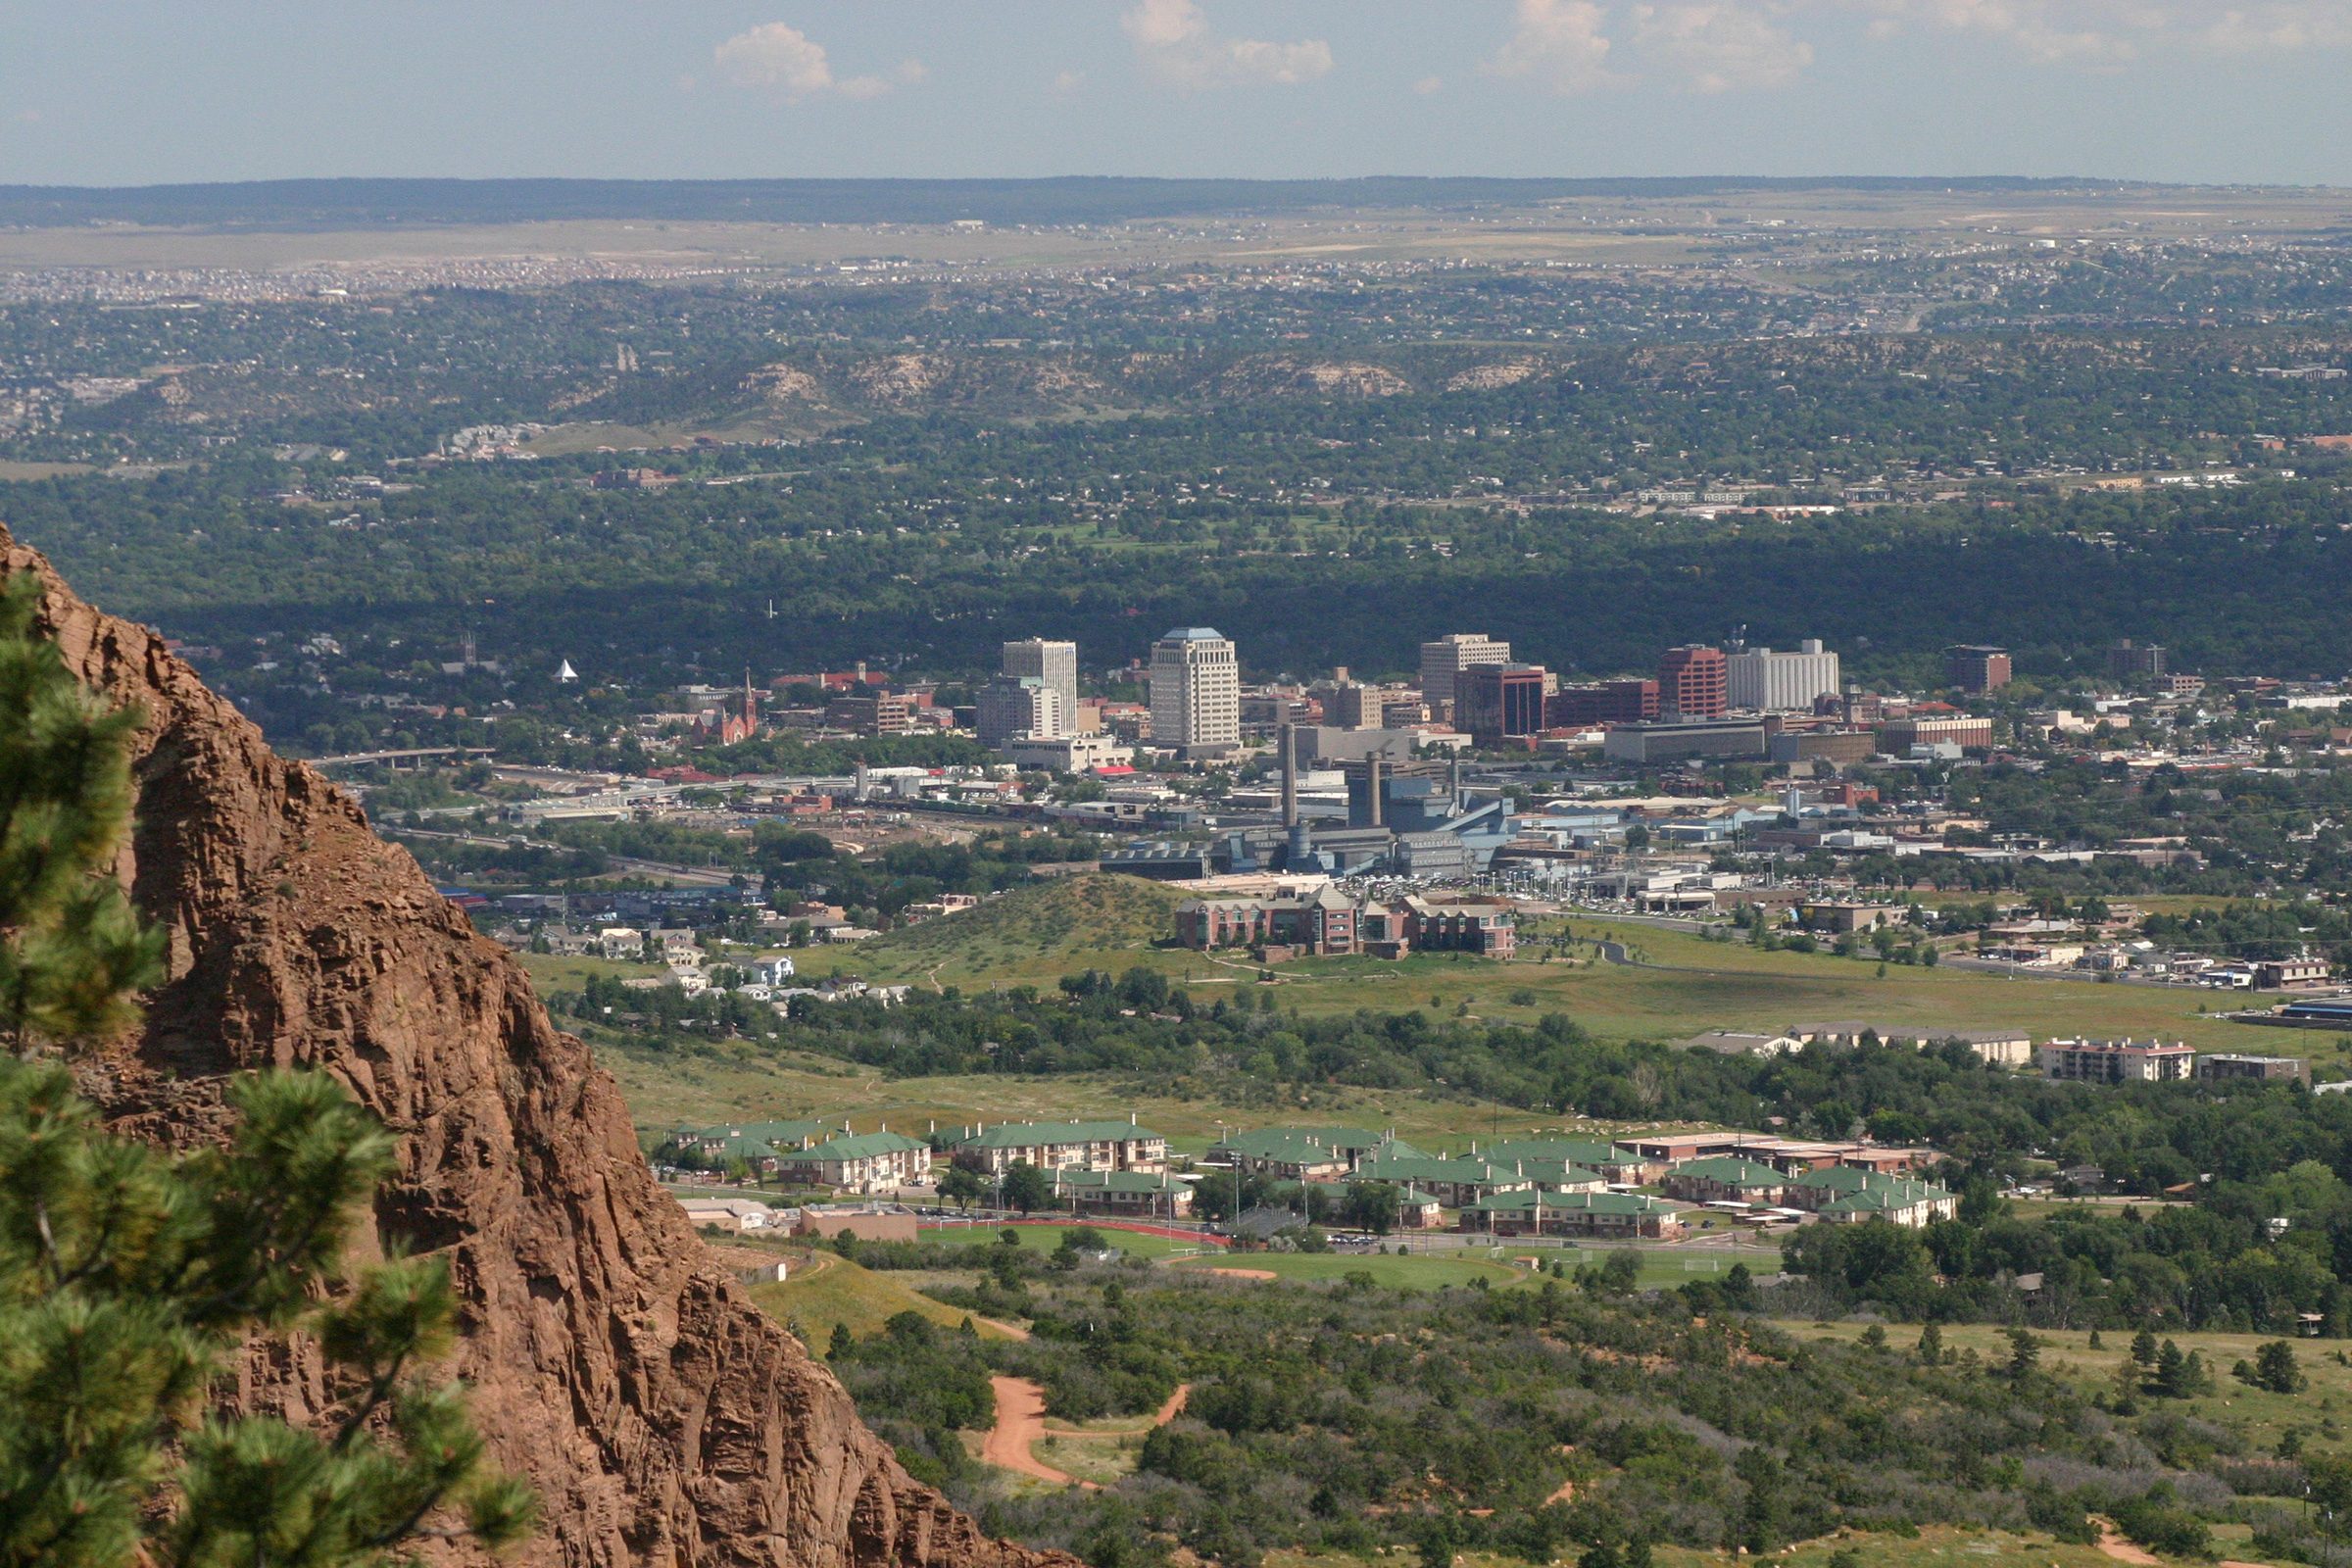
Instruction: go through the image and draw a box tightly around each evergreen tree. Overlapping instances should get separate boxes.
[1915,1322,1943,1365]
[2154,1338,2189,1397]
[2131,1328,2159,1368]
[0,575,164,1054]
[2256,1340,2306,1395]
[0,577,534,1567]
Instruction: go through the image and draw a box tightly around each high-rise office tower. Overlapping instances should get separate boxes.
[1150,627,1241,759]
[1000,639,1078,735]
[1419,633,1511,712]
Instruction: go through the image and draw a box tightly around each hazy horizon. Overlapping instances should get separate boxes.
[4,1,2349,190]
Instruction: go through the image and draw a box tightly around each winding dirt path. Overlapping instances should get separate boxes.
[983,1377,1092,1488]
[982,1377,1193,1487]
[2095,1523,2160,1566]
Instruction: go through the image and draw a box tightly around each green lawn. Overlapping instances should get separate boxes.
[596,1040,1612,1152]
[919,1223,1196,1259]
[747,1254,1022,1351]
[1166,1250,1530,1289]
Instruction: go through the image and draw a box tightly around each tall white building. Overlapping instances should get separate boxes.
[1726,640,1840,713]
[1150,627,1241,759]
[1419,633,1511,711]
[1001,639,1078,735]
[976,676,1068,749]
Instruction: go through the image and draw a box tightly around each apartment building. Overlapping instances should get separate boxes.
[2037,1038,2195,1083]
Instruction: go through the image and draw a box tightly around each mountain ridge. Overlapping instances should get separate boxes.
[0,517,1072,1568]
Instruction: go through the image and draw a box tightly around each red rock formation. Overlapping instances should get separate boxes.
[0,524,1073,1568]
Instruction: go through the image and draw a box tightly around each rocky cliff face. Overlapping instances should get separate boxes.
[1,523,1069,1568]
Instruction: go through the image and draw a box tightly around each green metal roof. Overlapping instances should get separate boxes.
[678,1119,833,1151]
[1792,1165,1931,1194]
[1354,1153,1523,1188]
[1477,1139,1630,1168]
[1668,1156,1787,1187]
[1820,1181,1952,1215]
[785,1130,927,1162]
[952,1120,1163,1150]
[1213,1126,1391,1160]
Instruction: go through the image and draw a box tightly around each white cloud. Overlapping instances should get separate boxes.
[711,22,918,99]
[1484,0,1622,93]
[1121,0,1335,89]
[1413,74,1446,94]
[1630,3,1815,90]
[2193,2,2352,51]
[1053,69,1086,93]
[1843,0,2352,66]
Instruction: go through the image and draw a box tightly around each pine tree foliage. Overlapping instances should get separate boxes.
[0,575,165,1051]
[0,571,535,1565]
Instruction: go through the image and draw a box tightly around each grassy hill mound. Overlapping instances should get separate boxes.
[846,874,1189,986]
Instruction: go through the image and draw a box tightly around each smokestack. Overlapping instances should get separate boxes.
[1367,755,1384,829]
[1280,721,1298,828]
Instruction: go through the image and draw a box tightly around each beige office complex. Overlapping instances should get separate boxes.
[1419,633,1511,711]
[1000,638,1078,735]
[1150,626,1241,759]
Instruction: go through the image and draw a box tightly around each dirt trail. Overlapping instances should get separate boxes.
[2095,1523,2161,1566]
[983,1379,1193,1487]
[983,1377,1094,1489]
[1208,1266,1278,1281]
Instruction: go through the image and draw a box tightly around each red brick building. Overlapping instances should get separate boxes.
[1658,646,1729,718]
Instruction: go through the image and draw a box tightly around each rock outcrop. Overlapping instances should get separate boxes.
[0,522,1072,1568]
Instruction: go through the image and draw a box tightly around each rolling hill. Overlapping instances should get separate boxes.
[823,874,1190,988]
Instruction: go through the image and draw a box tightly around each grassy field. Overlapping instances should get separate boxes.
[596,1039,1620,1152]
[746,1253,1022,1350]
[766,876,2319,1055]
[1797,1319,2352,1460]
[918,1223,1199,1259]
[812,874,1190,988]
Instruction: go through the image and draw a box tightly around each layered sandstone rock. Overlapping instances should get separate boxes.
[1,524,1070,1568]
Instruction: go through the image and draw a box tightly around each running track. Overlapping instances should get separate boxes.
[917,1217,1229,1248]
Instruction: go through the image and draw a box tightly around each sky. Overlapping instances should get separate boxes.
[2,0,2349,188]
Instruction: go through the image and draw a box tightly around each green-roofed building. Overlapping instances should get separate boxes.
[949,1118,1168,1175]
[1352,1152,1533,1207]
[1459,1189,1688,1240]
[771,1129,932,1195]
[1048,1166,1195,1219]
[669,1119,839,1173]
[1208,1126,1414,1180]
[1660,1156,1789,1204]
[1467,1138,1662,1183]
[1796,1171,1957,1228]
